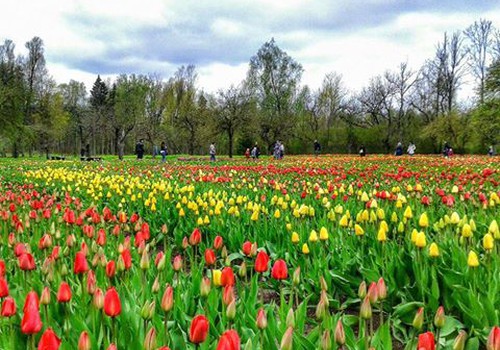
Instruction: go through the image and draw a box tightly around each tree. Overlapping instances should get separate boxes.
[58,80,87,155]
[247,39,303,151]
[113,74,148,159]
[214,85,255,157]
[140,74,169,153]
[89,75,109,155]
[464,19,494,103]
[0,40,26,155]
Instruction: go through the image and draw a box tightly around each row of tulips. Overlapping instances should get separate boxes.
[0,155,498,349]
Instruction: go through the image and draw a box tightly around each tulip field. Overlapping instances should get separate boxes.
[0,154,499,350]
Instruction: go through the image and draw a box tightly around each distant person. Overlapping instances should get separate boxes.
[273,141,281,159]
[80,147,85,159]
[209,142,216,162]
[443,142,450,157]
[359,145,366,157]
[407,142,416,156]
[314,140,321,156]
[394,142,403,156]
[135,139,145,159]
[160,142,167,162]
[488,145,494,156]
[244,148,250,159]
[279,141,285,159]
[251,143,260,160]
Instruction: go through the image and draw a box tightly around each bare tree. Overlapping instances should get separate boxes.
[464,19,494,104]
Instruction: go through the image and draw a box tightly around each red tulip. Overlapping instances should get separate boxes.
[213,236,223,250]
[121,249,132,270]
[1,296,16,317]
[0,259,5,277]
[86,270,96,295]
[377,277,387,300]
[161,284,174,312]
[242,241,252,256]
[0,277,9,297]
[96,228,106,245]
[204,249,216,266]
[221,267,235,287]
[74,251,89,274]
[40,287,51,306]
[107,344,117,350]
[106,260,116,278]
[488,326,500,350]
[104,287,121,317]
[189,228,202,246]
[78,331,91,350]
[157,347,170,350]
[173,255,183,271]
[189,315,209,344]
[254,251,269,273]
[417,332,435,350]
[57,282,72,303]
[271,259,288,280]
[21,291,42,334]
[367,282,378,304]
[18,252,36,271]
[155,251,165,267]
[216,329,240,350]
[222,285,235,306]
[256,308,268,330]
[38,327,61,350]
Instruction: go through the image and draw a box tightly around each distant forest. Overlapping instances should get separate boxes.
[1,19,499,158]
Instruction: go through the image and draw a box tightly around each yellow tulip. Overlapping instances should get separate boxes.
[489,220,499,238]
[354,224,364,236]
[415,231,426,248]
[450,212,460,224]
[319,227,329,241]
[361,192,369,202]
[286,223,292,231]
[251,210,259,221]
[377,228,387,242]
[483,233,494,250]
[212,269,222,286]
[429,242,439,257]
[302,243,310,254]
[391,212,398,223]
[309,230,318,242]
[403,206,413,219]
[461,224,472,238]
[179,208,185,217]
[467,251,479,267]
[361,210,369,222]
[419,213,429,228]
[339,215,349,227]
[397,222,405,233]
[291,232,300,244]
[411,229,418,243]
[376,208,385,220]
[274,209,281,219]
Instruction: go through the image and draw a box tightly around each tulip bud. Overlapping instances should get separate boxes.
[40,286,51,305]
[280,327,294,350]
[286,308,295,328]
[182,237,189,249]
[141,300,151,320]
[367,282,378,304]
[434,306,445,329]
[320,276,328,291]
[238,261,247,278]
[487,326,500,350]
[358,281,367,299]
[61,263,68,276]
[78,331,91,350]
[200,277,211,297]
[360,296,372,320]
[161,284,174,312]
[321,330,332,350]
[292,267,301,286]
[412,307,424,330]
[144,327,156,350]
[152,277,160,294]
[226,299,236,320]
[221,246,228,259]
[334,319,345,345]
[140,248,150,270]
[453,330,467,350]
[157,254,167,271]
[93,288,104,309]
[244,339,252,350]
[256,308,268,330]
[173,255,182,271]
[377,277,387,300]
[316,298,327,320]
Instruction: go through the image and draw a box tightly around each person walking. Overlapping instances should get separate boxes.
[488,145,494,156]
[314,140,321,156]
[135,139,145,160]
[209,142,216,162]
[160,142,167,163]
[279,141,285,159]
[394,142,403,156]
[359,145,366,157]
[251,143,260,160]
[407,142,416,156]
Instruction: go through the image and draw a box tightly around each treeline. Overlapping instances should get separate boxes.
[1,19,499,158]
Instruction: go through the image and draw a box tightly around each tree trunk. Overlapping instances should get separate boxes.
[228,131,234,158]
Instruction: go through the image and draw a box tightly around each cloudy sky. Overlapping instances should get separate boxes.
[2,0,500,95]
